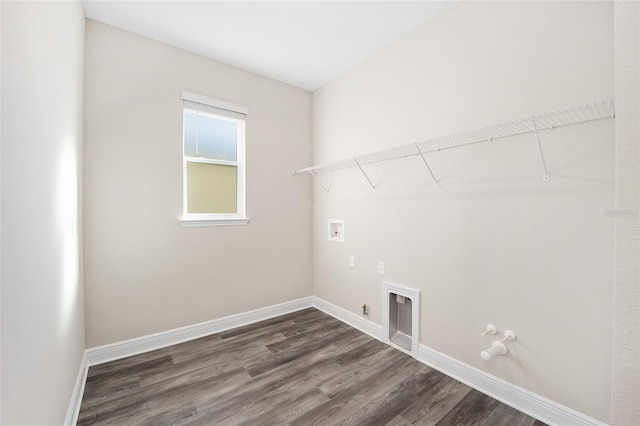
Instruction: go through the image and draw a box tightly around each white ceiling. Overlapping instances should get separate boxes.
[82,1,458,92]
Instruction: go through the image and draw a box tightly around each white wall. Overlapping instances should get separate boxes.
[612,2,640,425]
[312,2,614,422]
[1,1,86,424]
[83,20,312,347]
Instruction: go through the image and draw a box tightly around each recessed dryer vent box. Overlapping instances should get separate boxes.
[328,220,344,242]
[383,281,420,357]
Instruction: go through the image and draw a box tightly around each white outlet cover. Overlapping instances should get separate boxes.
[349,256,355,267]
[378,261,385,275]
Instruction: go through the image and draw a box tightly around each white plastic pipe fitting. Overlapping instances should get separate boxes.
[480,324,497,337]
[481,340,508,360]
[501,330,516,342]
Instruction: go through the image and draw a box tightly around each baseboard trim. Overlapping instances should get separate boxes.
[417,345,608,426]
[311,295,382,340]
[76,296,606,426]
[311,296,607,426]
[64,351,88,426]
[85,296,313,366]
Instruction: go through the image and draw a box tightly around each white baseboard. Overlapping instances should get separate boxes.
[311,296,607,426]
[311,295,382,340]
[417,345,608,426]
[73,295,606,426]
[85,296,313,366]
[64,351,88,426]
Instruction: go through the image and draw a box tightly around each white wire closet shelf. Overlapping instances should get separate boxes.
[292,98,615,189]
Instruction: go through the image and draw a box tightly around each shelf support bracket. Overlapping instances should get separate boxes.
[531,118,550,181]
[353,158,376,189]
[308,170,329,193]
[415,144,439,188]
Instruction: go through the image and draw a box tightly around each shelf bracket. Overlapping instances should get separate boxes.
[415,144,439,188]
[353,158,376,189]
[308,170,330,193]
[531,118,550,182]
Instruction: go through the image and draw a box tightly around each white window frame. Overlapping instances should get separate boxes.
[179,91,249,227]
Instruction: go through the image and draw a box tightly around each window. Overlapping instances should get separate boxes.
[180,91,249,227]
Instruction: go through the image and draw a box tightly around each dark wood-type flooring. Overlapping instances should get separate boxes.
[78,308,546,425]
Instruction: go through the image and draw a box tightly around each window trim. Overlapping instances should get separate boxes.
[182,91,248,116]
[179,217,250,228]
[180,91,249,227]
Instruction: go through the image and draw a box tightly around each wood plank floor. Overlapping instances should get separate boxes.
[78,308,547,425]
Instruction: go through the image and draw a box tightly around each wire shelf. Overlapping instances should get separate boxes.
[292,98,615,189]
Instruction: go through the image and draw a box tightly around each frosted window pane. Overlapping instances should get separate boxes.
[184,111,237,161]
[184,111,198,157]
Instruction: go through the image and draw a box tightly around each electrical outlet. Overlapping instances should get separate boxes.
[378,261,385,275]
[349,256,355,267]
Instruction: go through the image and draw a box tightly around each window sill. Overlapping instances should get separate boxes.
[179,217,250,228]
